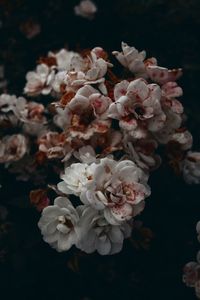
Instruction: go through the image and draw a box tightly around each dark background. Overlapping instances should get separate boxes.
[0,0,200,299]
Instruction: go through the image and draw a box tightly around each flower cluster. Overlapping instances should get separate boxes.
[183,222,200,298]
[0,42,199,255]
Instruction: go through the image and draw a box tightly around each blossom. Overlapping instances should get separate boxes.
[183,261,200,287]
[24,64,55,96]
[54,85,112,140]
[13,98,47,136]
[74,0,97,20]
[123,136,161,170]
[73,145,96,163]
[57,162,97,196]
[38,197,79,252]
[0,134,28,163]
[112,42,146,75]
[182,152,200,184]
[48,49,84,71]
[146,65,182,85]
[81,158,150,225]
[77,206,132,255]
[109,79,166,139]
[37,131,70,160]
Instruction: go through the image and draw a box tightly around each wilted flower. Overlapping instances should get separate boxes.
[74,0,97,20]
[38,197,79,252]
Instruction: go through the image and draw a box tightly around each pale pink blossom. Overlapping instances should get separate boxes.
[0,134,28,163]
[109,79,166,138]
[74,0,97,20]
[24,64,55,96]
[80,158,150,225]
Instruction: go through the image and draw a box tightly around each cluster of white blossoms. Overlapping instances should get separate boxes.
[183,222,200,298]
[1,42,200,254]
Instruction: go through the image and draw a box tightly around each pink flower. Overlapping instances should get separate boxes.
[74,0,97,20]
[109,79,166,138]
[0,134,28,163]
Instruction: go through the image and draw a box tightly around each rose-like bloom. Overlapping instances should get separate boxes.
[182,152,200,184]
[109,79,166,139]
[113,42,146,75]
[0,134,28,163]
[38,197,79,252]
[38,131,71,160]
[77,206,132,255]
[123,136,161,171]
[54,85,112,140]
[57,162,97,196]
[74,0,97,20]
[81,158,150,225]
[24,64,55,96]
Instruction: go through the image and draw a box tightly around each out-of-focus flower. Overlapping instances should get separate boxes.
[13,98,47,136]
[181,152,200,184]
[30,189,50,212]
[81,157,150,225]
[124,136,161,170]
[38,197,79,252]
[20,19,41,39]
[38,132,70,159]
[24,64,55,96]
[48,49,84,71]
[74,0,97,20]
[0,134,28,163]
[77,206,132,255]
[0,66,7,90]
[183,261,200,287]
[109,79,165,139]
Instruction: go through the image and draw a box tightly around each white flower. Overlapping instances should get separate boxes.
[0,94,17,113]
[74,0,97,20]
[0,134,28,163]
[38,131,71,159]
[57,162,96,196]
[146,65,182,85]
[24,64,55,96]
[81,157,150,225]
[169,130,193,151]
[113,42,146,75]
[182,152,200,184]
[54,85,112,140]
[38,197,79,252]
[77,206,132,255]
[123,136,161,170]
[48,49,84,71]
[109,79,165,139]
[13,98,47,136]
[74,145,96,163]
